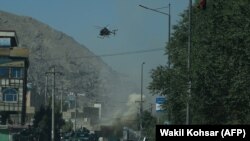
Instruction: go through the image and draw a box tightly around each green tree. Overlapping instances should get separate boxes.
[33,105,65,141]
[141,111,157,141]
[149,0,250,124]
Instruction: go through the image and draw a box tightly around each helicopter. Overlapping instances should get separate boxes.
[96,25,118,38]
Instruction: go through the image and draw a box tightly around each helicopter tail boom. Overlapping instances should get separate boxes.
[112,29,118,35]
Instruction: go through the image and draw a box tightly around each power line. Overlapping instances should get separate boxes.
[41,47,165,61]
[96,48,164,58]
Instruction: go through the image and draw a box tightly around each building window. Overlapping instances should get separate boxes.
[0,67,9,78]
[11,67,23,78]
[2,88,18,102]
[0,38,11,47]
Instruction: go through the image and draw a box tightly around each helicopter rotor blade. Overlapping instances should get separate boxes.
[95,25,103,29]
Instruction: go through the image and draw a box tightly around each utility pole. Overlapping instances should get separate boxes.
[140,62,145,138]
[51,67,55,141]
[74,93,77,131]
[46,66,63,141]
[150,103,153,115]
[60,86,63,113]
[45,74,48,106]
[186,0,192,125]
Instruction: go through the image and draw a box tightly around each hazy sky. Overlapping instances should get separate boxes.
[0,0,189,97]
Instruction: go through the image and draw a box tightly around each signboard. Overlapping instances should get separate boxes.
[156,96,166,112]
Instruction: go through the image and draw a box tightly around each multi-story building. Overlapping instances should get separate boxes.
[0,30,29,125]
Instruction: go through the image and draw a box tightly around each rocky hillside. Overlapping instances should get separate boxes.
[0,11,137,117]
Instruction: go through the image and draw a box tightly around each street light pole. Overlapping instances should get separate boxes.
[139,1,192,125]
[139,2,172,123]
[139,3,171,67]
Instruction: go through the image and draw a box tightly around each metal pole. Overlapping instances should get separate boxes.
[60,86,63,113]
[139,2,172,124]
[140,62,145,137]
[75,93,77,131]
[45,67,62,141]
[138,4,171,64]
[45,74,48,106]
[51,67,55,141]
[186,0,192,125]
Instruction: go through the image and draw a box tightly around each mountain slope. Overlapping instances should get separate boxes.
[0,11,136,118]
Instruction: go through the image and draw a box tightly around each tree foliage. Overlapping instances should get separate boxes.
[33,105,65,141]
[142,111,157,141]
[131,111,157,141]
[149,0,250,124]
